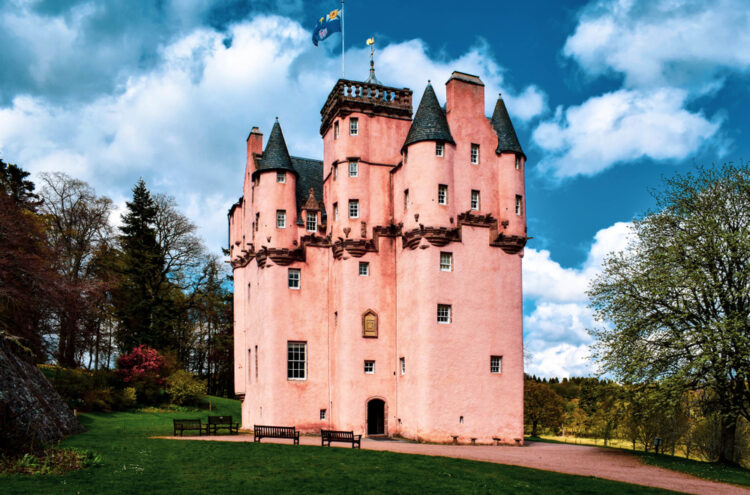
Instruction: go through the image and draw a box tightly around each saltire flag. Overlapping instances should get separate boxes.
[312,9,342,46]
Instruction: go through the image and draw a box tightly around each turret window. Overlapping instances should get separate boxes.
[349,161,358,177]
[400,357,406,375]
[437,304,452,323]
[333,164,338,180]
[276,210,286,228]
[438,184,448,205]
[404,189,409,210]
[334,121,339,139]
[306,213,317,232]
[515,195,523,216]
[349,199,359,218]
[287,341,306,380]
[288,268,300,289]
[333,202,338,220]
[440,252,453,272]
[255,213,259,232]
[359,262,369,276]
[350,117,359,136]
[471,143,480,164]
[276,171,286,183]
[436,142,444,157]
[515,155,522,170]
[471,190,480,211]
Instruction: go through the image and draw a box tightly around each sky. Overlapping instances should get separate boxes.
[1,0,748,378]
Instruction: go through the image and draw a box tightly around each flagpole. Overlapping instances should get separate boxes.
[341,0,345,78]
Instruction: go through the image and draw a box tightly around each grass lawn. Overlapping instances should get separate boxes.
[1,397,679,495]
[526,435,750,488]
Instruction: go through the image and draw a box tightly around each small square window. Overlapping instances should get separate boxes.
[471,144,480,164]
[471,190,480,211]
[349,199,359,218]
[491,356,503,374]
[306,213,317,232]
[287,341,306,380]
[359,262,369,276]
[349,161,358,177]
[400,357,405,375]
[288,268,300,289]
[438,184,448,205]
[515,195,523,216]
[333,202,338,220]
[276,210,286,228]
[440,252,452,272]
[320,409,327,420]
[334,121,339,139]
[404,189,409,210]
[515,154,522,170]
[350,117,359,135]
[277,171,286,183]
[364,360,375,374]
[437,304,451,324]
[436,142,444,157]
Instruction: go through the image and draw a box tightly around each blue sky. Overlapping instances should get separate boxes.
[1,0,748,377]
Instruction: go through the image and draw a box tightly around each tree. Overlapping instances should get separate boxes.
[524,379,564,436]
[39,172,114,367]
[589,162,750,464]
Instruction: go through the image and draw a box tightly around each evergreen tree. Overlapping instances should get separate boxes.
[116,179,173,352]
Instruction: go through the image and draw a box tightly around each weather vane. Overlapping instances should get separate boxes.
[365,36,381,85]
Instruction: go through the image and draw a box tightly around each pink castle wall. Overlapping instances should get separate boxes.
[229,72,526,444]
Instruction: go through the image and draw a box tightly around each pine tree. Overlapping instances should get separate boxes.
[116,179,173,352]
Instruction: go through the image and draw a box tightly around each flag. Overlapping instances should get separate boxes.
[312,9,342,46]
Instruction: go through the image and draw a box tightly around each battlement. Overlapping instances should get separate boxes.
[320,79,413,136]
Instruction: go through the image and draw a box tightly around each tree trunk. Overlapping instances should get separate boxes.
[532,420,539,437]
[718,416,738,465]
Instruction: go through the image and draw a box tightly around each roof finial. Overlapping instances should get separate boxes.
[275,116,279,122]
[365,36,381,85]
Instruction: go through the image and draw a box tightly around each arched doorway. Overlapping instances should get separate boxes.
[367,399,385,435]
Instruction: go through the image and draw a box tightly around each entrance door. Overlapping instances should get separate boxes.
[367,399,385,435]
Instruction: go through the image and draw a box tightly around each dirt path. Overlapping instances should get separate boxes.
[156,434,748,494]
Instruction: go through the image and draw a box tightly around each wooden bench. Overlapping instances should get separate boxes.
[253,425,300,445]
[321,429,361,448]
[173,419,207,436]
[207,415,240,435]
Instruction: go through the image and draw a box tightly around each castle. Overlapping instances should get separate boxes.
[228,69,527,444]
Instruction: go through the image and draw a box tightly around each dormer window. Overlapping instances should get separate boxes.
[350,117,359,136]
[334,121,339,139]
[306,213,317,232]
[349,161,358,177]
[436,142,444,157]
[277,171,286,183]
[471,144,480,164]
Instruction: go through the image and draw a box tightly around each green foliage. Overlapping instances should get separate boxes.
[0,448,101,475]
[589,162,750,464]
[165,370,207,405]
[524,379,564,436]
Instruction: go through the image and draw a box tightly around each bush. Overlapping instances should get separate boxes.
[165,370,206,406]
[117,345,167,405]
[118,387,137,409]
[39,365,121,412]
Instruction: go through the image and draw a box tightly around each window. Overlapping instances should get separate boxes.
[471,143,480,164]
[436,142,444,157]
[276,171,286,183]
[255,345,258,381]
[404,189,409,210]
[440,252,452,272]
[437,304,452,324]
[255,213,259,232]
[359,262,369,276]
[287,342,306,380]
[491,355,503,374]
[288,268,300,289]
[349,161,358,177]
[333,164,338,180]
[333,202,338,220]
[438,184,448,205]
[334,121,339,139]
[276,210,286,228]
[364,360,375,374]
[350,117,359,135]
[306,212,317,232]
[400,357,405,375]
[471,190,480,211]
[320,409,327,420]
[349,199,359,218]
[515,154,522,170]
[515,195,523,216]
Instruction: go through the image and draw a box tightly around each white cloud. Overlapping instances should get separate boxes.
[523,222,631,377]
[532,88,721,178]
[563,0,750,91]
[0,15,544,254]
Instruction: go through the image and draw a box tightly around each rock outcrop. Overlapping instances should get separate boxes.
[0,336,83,453]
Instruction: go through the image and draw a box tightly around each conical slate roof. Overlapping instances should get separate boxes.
[491,96,524,156]
[257,119,296,174]
[403,83,455,150]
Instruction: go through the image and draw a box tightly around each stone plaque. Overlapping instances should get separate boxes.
[362,310,378,338]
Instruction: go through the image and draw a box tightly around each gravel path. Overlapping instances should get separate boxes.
[157,434,749,494]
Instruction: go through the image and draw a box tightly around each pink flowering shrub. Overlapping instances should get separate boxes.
[116,345,167,404]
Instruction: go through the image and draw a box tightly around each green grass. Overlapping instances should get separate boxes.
[1,398,679,494]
